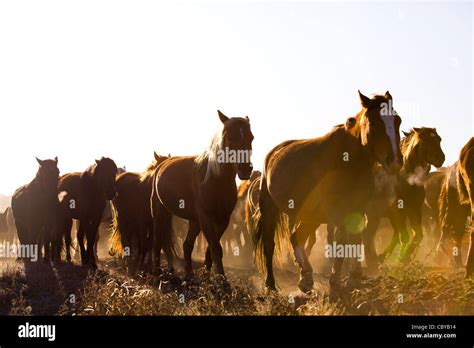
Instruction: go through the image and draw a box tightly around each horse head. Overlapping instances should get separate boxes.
[403,127,445,168]
[358,90,403,174]
[94,157,118,200]
[218,110,254,180]
[35,157,60,196]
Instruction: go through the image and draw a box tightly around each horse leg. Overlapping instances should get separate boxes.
[15,222,28,260]
[183,220,200,278]
[204,246,213,270]
[291,221,316,293]
[64,219,73,262]
[383,211,406,261]
[86,218,101,268]
[304,230,317,257]
[404,206,423,262]
[152,206,173,272]
[363,213,380,269]
[347,230,363,289]
[77,221,87,266]
[329,226,346,301]
[43,224,53,263]
[200,217,225,277]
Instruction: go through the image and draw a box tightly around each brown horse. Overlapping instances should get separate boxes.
[109,152,169,273]
[254,91,403,295]
[436,164,470,268]
[11,157,60,261]
[0,207,10,241]
[55,157,118,267]
[151,110,254,279]
[423,169,448,243]
[364,127,445,266]
[457,138,474,276]
[221,170,262,262]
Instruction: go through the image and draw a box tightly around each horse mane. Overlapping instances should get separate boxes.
[195,131,224,183]
[400,129,416,158]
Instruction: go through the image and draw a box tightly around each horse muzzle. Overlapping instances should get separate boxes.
[432,154,445,168]
[237,163,253,180]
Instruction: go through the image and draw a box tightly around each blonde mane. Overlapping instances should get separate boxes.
[195,131,224,183]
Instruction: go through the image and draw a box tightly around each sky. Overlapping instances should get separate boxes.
[0,1,472,196]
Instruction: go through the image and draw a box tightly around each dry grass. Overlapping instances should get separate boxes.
[1,258,474,316]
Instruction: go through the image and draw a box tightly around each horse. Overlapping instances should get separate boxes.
[423,169,448,243]
[11,157,60,262]
[109,152,169,273]
[436,164,470,268]
[151,110,254,279]
[363,127,445,266]
[55,157,118,267]
[221,170,262,262]
[457,138,474,277]
[0,207,9,235]
[254,91,403,296]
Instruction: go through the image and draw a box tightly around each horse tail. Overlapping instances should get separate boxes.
[254,175,290,276]
[108,203,123,257]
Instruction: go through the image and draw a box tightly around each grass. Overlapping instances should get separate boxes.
[1,258,474,316]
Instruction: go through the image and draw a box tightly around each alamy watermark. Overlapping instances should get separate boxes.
[0,242,38,262]
[216,147,252,164]
[324,241,365,262]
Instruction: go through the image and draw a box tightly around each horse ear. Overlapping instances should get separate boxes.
[245,115,250,122]
[54,156,58,164]
[385,91,392,100]
[95,159,100,165]
[154,151,159,161]
[36,157,44,166]
[402,131,410,137]
[218,110,229,124]
[358,90,371,108]
[413,127,421,133]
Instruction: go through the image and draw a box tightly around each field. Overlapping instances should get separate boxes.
[1,231,474,316]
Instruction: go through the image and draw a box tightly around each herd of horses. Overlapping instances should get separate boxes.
[1,91,473,300]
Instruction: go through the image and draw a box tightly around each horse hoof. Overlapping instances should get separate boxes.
[298,273,314,294]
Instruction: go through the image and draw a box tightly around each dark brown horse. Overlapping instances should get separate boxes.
[109,152,169,273]
[151,110,254,279]
[457,138,474,276]
[364,127,445,266]
[254,91,403,295]
[55,157,118,267]
[11,157,60,261]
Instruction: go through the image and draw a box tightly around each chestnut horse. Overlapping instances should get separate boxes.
[436,164,470,268]
[423,169,448,243]
[364,127,445,266]
[55,157,118,267]
[151,110,254,279]
[254,91,403,296]
[457,138,474,277]
[11,157,60,261]
[109,152,169,273]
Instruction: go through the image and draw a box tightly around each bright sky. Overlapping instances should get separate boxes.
[0,1,472,195]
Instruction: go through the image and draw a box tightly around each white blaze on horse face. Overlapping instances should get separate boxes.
[382,115,399,160]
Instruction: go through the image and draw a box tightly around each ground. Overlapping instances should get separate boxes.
[1,254,474,316]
